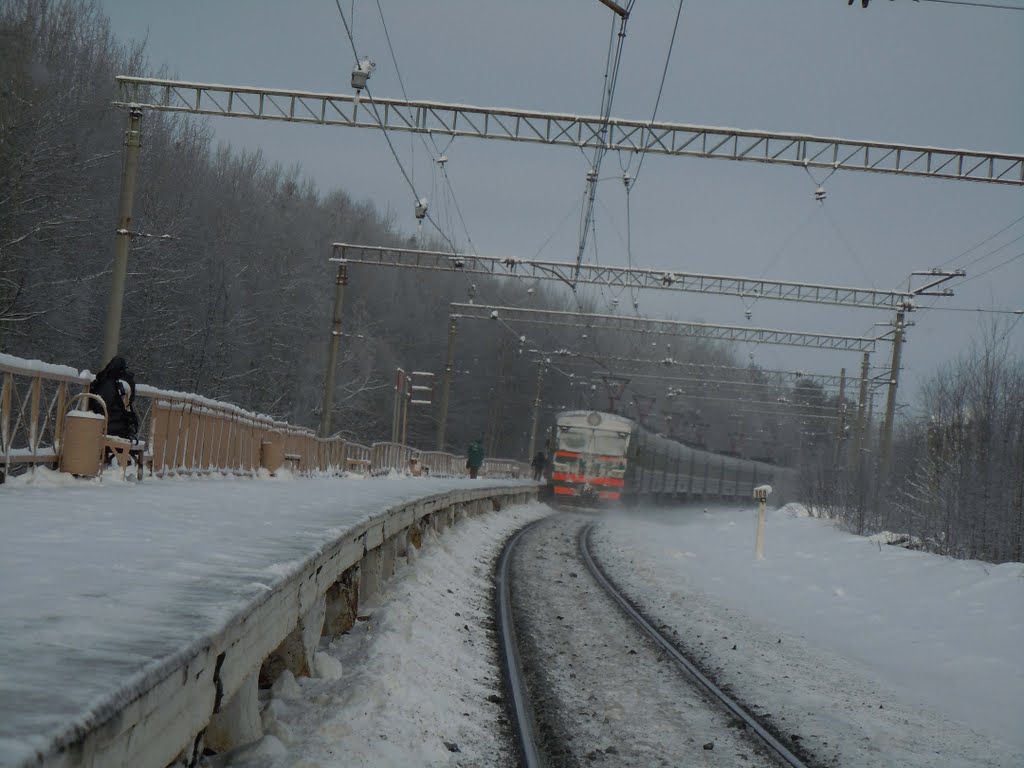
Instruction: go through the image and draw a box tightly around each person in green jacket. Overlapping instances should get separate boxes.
[466,438,485,479]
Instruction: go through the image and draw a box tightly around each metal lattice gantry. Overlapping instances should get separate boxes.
[597,387,841,416]
[572,368,843,398]
[439,302,877,452]
[452,303,879,353]
[331,244,938,311]
[115,77,1024,185]
[530,348,865,389]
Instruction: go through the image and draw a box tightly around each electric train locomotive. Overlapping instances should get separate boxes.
[547,410,791,505]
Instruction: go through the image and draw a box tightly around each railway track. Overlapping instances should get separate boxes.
[495,513,811,767]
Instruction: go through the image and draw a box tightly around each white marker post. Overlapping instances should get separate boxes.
[753,484,773,560]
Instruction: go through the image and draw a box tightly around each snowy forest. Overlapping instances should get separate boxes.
[1,0,1020,562]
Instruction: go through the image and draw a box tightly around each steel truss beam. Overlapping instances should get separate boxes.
[533,349,856,388]
[333,244,926,311]
[575,369,843,398]
[598,388,840,416]
[451,303,878,353]
[115,77,1024,186]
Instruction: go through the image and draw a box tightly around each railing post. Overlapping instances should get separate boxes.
[29,375,41,461]
[55,381,68,454]
[1,372,12,476]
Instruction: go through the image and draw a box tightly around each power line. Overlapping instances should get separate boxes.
[630,0,685,188]
[938,211,1024,268]
[956,247,1024,285]
[574,1,636,286]
[925,306,1024,314]
[919,0,1024,10]
[960,230,1024,269]
[332,0,457,252]
[374,0,478,254]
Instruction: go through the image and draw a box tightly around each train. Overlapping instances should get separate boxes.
[546,410,793,505]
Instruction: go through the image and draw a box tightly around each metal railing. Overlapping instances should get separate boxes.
[1,354,527,481]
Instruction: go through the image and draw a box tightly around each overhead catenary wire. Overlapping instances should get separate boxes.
[374,0,478,255]
[896,211,1024,320]
[573,1,636,288]
[629,0,685,189]
[918,0,1024,10]
[954,247,1024,286]
[935,211,1024,269]
[332,0,458,252]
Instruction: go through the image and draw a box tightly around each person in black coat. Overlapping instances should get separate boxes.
[89,356,139,440]
[531,451,546,481]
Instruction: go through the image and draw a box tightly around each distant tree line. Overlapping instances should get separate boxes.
[0,0,742,456]
[3,1,1018,562]
[800,325,1023,564]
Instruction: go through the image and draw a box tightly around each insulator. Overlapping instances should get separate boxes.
[351,58,375,91]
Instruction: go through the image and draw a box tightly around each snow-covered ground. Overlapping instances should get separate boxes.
[199,500,1024,768]
[205,501,552,768]
[4,473,1022,767]
[592,504,1024,767]
[0,469,532,767]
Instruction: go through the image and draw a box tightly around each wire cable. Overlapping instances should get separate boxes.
[919,0,1024,10]
[939,212,1024,268]
[333,0,458,252]
[573,1,636,286]
[630,0,685,188]
[955,247,1024,286]
[374,0,477,254]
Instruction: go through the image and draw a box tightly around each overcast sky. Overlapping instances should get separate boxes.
[99,0,1023,411]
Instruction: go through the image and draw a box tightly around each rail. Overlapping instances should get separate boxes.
[0,354,526,481]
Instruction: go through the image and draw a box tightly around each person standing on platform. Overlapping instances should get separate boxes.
[531,451,546,481]
[466,438,484,479]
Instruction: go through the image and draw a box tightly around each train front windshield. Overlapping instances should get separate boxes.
[557,427,626,456]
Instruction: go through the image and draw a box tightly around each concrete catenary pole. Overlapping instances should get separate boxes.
[101,108,143,369]
[833,367,847,468]
[850,352,870,475]
[390,368,404,443]
[527,362,547,459]
[318,262,348,438]
[879,309,906,483]
[400,376,411,446]
[436,317,458,451]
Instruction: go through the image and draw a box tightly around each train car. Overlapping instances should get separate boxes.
[549,410,633,502]
[548,410,794,505]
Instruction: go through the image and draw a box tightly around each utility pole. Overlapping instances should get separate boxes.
[391,368,407,443]
[101,108,143,369]
[833,367,847,469]
[408,371,434,447]
[527,362,547,459]
[436,317,458,451]
[850,352,870,475]
[318,262,348,437]
[488,341,509,457]
[400,378,411,446]
[879,309,906,484]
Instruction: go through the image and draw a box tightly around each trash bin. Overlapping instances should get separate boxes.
[260,436,285,474]
[59,394,108,478]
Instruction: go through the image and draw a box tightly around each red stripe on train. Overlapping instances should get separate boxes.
[551,473,624,487]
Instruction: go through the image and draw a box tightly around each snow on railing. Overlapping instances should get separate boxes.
[0,354,526,481]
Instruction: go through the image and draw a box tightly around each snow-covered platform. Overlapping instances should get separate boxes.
[0,473,535,767]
